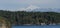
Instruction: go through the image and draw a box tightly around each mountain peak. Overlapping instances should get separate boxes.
[19,5,40,11]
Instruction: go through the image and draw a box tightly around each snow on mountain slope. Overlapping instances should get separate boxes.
[0,5,60,13]
[18,5,60,12]
[19,5,40,11]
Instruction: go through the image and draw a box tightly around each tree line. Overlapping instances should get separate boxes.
[0,10,60,25]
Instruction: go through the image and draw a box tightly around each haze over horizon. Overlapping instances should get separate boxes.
[0,0,60,12]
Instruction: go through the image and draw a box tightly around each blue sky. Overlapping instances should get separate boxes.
[0,0,60,11]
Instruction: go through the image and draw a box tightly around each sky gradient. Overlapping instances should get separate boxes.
[0,0,60,11]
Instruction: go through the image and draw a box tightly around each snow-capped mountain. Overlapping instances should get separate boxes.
[2,5,60,12]
[19,5,40,11]
[19,5,60,12]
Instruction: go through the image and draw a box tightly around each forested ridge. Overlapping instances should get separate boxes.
[0,10,60,25]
